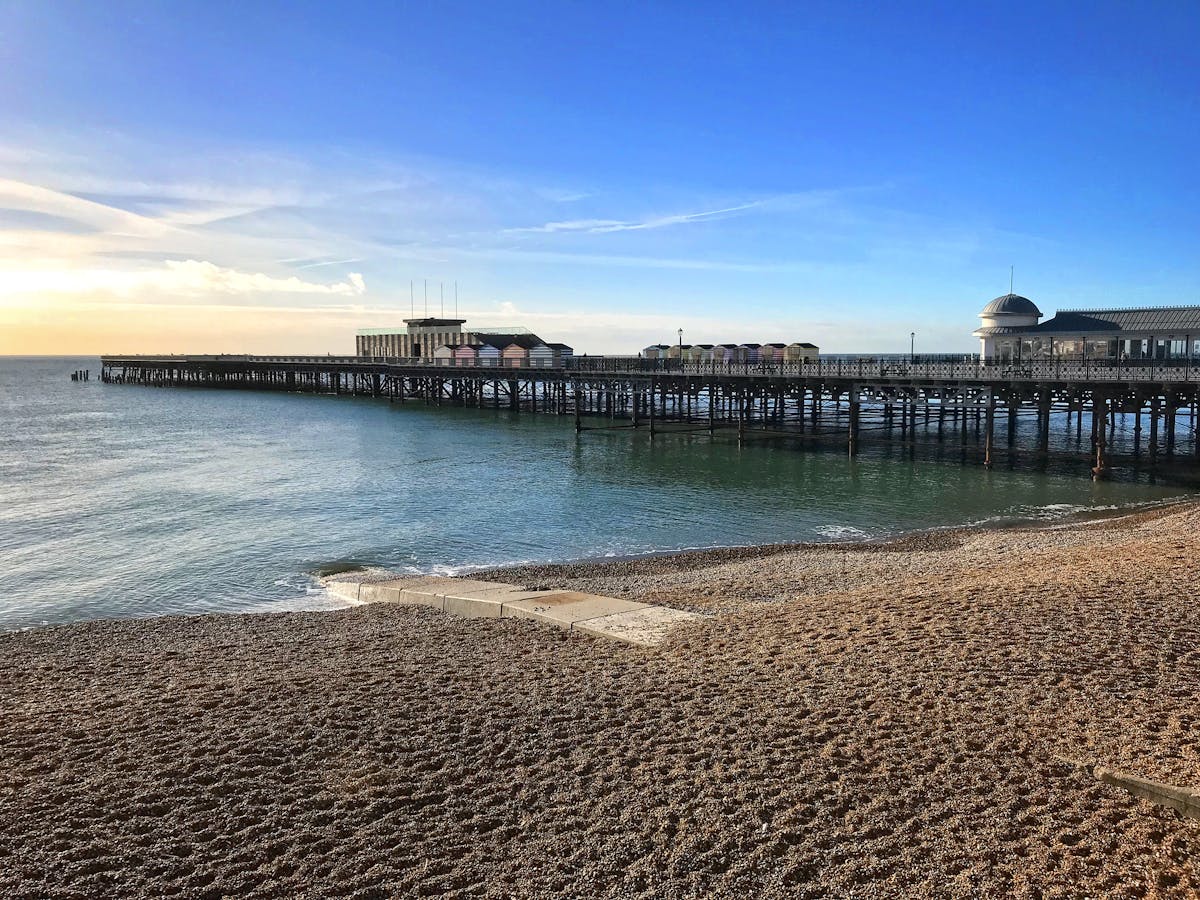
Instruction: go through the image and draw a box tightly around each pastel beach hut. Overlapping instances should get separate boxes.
[502,344,527,367]
[740,343,762,363]
[528,343,556,367]
[433,344,458,366]
[454,344,479,365]
[761,342,788,363]
[692,343,716,363]
[491,335,541,368]
[475,334,526,367]
[784,342,820,363]
[547,342,574,361]
[476,341,503,367]
[642,344,670,360]
[717,343,741,364]
[666,344,691,360]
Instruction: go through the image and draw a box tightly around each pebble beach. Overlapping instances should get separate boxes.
[3,503,1199,898]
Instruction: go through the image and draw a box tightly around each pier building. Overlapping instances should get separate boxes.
[643,341,819,362]
[357,318,472,359]
[975,297,1200,365]
[356,319,573,362]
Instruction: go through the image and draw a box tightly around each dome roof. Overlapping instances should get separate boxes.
[980,293,1042,317]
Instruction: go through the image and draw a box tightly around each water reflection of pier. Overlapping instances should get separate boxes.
[100,355,1200,479]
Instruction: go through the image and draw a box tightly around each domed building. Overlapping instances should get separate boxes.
[973,292,1200,365]
[973,294,1042,361]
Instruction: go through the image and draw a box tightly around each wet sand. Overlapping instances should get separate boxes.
[2,504,1199,897]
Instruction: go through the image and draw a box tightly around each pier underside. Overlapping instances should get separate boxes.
[100,356,1200,478]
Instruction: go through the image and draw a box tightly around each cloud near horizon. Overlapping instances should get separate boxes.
[0,259,366,300]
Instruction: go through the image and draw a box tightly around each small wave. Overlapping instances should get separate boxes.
[814,524,871,540]
[960,501,1135,530]
[242,581,354,614]
[396,559,541,577]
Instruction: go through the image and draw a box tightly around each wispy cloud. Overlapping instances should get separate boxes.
[506,201,763,234]
[284,256,364,269]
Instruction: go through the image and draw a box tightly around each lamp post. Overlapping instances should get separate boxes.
[910,331,915,364]
[677,328,683,368]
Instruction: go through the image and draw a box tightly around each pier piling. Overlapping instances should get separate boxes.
[98,354,1200,478]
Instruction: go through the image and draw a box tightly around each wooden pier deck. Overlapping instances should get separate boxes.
[100,354,1200,478]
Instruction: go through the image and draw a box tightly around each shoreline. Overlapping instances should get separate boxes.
[3,497,1199,896]
[6,494,1195,636]
[471,492,1198,587]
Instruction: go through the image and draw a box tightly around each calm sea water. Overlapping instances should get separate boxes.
[0,356,1190,631]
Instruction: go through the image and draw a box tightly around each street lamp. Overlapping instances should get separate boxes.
[910,331,916,364]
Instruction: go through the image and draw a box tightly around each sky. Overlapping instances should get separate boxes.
[0,0,1197,355]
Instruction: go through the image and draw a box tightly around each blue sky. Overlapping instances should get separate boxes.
[1,0,1197,353]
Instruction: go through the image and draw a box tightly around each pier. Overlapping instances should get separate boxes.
[99,354,1200,478]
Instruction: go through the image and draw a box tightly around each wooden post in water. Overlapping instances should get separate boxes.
[848,391,860,457]
[983,398,996,468]
[1092,394,1110,480]
[1166,395,1177,454]
[1150,396,1160,459]
[1133,399,1142,454]
[648,377,656,439]
[1038,389,1051,454]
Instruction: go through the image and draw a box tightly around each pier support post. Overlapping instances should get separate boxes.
[1150,396,1160,459]
[1166,395,1177,454]
[1092,395,1110,480]
[983,398,996,468]
[848,393,860,457]
[649,379,656,438]
[1038,389,1051,454]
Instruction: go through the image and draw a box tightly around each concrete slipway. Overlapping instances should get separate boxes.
[325,576,705,647]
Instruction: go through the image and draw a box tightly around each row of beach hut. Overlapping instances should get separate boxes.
[643,342,819,364]
[431,334,574,367]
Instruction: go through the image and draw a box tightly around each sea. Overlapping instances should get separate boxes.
[0,356,1192,632]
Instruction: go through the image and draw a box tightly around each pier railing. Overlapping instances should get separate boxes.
[563,356,1200,383]
[100,353,1200,384]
